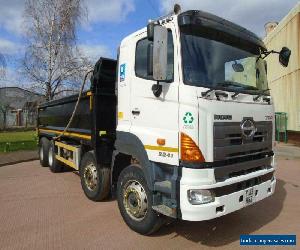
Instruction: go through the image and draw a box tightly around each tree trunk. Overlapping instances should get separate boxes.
[46,83,52,101]
[3,111,6,129]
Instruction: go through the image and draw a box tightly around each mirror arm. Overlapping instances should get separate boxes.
[270,50,280,54]
[260,47,290,67]
[261,50,280,60]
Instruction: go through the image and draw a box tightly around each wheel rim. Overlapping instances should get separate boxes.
[123,180,148,221]
[48,146,53,167]
[40,146,44,161]
[83,163,98,191]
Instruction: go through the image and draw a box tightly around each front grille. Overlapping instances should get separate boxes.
[213,155,273,181]
[214,121,272,161]
[212,171,274,197]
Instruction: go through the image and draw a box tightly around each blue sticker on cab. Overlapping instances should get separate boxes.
[120,64,126,82]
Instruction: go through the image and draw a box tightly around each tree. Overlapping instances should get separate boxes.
[0,53,6,80]
[0,52,7,129]
[22,0,91,101]
[0,101,10,130]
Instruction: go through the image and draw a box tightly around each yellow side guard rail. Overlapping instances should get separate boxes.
[54,141,81,170]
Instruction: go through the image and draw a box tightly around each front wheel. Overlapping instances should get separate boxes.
[117,165,164,235]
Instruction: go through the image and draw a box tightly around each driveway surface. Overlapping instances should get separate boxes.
[0,150,38,167]
[0,157,299,250]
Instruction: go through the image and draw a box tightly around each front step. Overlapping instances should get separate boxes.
[152,204,176,217]
[154,180,172,194]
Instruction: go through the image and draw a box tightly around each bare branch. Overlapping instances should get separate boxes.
[0,53,6,79]
[22,0,88,101]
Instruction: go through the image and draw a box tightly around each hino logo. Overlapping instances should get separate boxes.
[241,119,257,138]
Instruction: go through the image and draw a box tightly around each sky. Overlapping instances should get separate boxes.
[0,0,299,87]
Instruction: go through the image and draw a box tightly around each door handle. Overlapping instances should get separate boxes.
[132,110,140,115]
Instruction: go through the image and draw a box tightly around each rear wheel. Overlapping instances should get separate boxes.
[117,165,164,235]
[48,141,62,173]
[79,151,110,201]
[39,137,50,167]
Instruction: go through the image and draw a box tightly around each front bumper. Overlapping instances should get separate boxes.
[180,167,276,221]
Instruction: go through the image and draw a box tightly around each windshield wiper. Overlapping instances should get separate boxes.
[231,91,241,99]
[218,81,259,98]
[201,89,215,97]
[253,89,270,101]
[218,81,259,91]
[201,81,259,99]
[201,89,229,99]
[217,81,264,99]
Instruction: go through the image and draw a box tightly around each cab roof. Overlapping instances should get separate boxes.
[178,10,266,50]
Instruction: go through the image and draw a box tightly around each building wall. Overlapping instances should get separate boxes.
[264,3,300,132]
[0,87,45,129]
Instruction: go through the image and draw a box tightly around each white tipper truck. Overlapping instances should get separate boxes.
[37,6,291,235]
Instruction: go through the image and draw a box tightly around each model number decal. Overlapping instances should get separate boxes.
[214,114,232,120]
[159,152,174,158]
[265,115,273,120]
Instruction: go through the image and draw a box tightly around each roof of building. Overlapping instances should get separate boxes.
[0,86,44,96]
[264,2,300,44]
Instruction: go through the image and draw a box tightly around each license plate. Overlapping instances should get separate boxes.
[245,187,254,205]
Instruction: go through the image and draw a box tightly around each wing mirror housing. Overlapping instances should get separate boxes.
[147,43,153,76]
[147,22,168,81]
[232,61,244,72]
[147,22,155,42]
[152,25,168,81]
[147,23,168,97]
[279,47,291,67]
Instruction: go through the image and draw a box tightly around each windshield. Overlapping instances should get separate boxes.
[180,32,269,94]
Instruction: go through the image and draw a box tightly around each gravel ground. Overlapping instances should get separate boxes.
[0,157,299,250]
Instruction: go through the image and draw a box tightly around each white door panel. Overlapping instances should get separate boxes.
[129,27,179,165]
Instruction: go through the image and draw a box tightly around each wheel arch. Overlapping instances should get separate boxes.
[113,131,153,190]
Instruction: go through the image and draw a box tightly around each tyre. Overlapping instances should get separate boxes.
[39,137,50,167]
[79,151,110,201]
[117,165,164,235]
[48,140,62,173]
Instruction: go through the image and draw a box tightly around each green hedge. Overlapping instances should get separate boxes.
[0,127,36,132]
[0,140,37,153]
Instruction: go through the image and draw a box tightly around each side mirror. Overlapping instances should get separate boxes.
[147,22,155,41]
[232,61,244,72]
[153,25,168,81]
[279,47,291,67]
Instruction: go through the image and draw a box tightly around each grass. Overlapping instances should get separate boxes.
[0,130,38,152]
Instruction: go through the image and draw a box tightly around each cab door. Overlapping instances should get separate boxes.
[129,27,179,165]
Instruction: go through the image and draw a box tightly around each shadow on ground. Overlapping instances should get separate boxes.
[69,167,287,246]
[153,179,287,247]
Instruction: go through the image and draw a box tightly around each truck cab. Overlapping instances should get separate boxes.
[116,10,279,222]
[37,8,291,235]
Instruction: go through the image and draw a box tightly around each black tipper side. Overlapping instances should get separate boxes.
[90,58,117,165]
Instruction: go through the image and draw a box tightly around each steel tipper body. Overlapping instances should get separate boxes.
[37,58,117,172]
[37,7,289,235]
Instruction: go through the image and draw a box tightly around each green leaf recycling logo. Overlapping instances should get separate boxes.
[183,112,194,124]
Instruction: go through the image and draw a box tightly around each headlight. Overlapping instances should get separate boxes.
[187,189,215,205]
